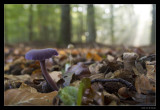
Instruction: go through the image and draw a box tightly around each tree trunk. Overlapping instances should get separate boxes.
[28,4,33,41]
[77,11,84,42]
[110,4,114,45]
[151,4,156,45]
[59,4,71,46]
[87,4,96,43]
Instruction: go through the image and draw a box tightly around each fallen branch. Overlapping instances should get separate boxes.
[91,78,136,91]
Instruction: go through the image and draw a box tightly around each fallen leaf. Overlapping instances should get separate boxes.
[89,62,107,74]
[86,52,102,61]
[108,100,117,105]
[19,83,37,93]
[4,74,31,82]
[62,72,75,87]
[146,61,156,83]
[103,90,120,105]
[4,80,22,91]
[66,62,91,79]
[4,84,58,105]
[49,71,62,83]
[89,73,104,80]
[107,55,115,62]
[135,74,153,94]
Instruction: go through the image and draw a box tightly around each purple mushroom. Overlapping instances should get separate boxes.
[25,48,59,91]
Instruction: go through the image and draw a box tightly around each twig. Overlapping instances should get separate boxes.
[91,78,136,91]
[139,54,156,62]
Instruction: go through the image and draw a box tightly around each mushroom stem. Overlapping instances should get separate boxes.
[40,60,59,91]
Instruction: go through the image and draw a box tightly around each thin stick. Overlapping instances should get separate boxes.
[91,78,136,91]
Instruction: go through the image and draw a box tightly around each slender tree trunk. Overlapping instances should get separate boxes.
[43,5,50,41]
[87,4,96,43]
[110,4,114,45]
[28,4,33,41]
[77,11,83,42]
[151,4,156,45]
[59,4,71,46]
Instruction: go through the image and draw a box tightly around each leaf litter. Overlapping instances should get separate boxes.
[4,45,156,106]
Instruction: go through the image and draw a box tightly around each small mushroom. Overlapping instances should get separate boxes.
[25,48,59,91]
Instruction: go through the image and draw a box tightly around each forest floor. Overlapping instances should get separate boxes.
[4,43,156,106]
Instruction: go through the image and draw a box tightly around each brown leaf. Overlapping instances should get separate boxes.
[146,61,156,83]
[4,74,31,82]
[108,100,117,105]
[107,55,115,62]
[89,73,104,80]
[86,52,102,61]
[19,83,37,93]
[4,83,58,105]
[135,74,153,94]
[66,62,91,79]
[82,87,104,105]
[4,80,22,91]
[21,67,33,75]
[132,67,141,76]
[31,69,43,80]
[49,71,62,83]
[103,90,120,105]
[135,61,146,74]
[89,63,104,74]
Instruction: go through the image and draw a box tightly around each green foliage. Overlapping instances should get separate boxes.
[5,4,61,44]
[58,86,78,105]
[58,78,91,105]
[77,78,91,105]
[5,4,152,46]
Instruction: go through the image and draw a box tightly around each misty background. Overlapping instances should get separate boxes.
[4,4,156,47]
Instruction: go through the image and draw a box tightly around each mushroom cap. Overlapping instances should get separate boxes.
[25,48,58,61]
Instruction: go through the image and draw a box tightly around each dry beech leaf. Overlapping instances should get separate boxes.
[86,52,93,60]
[19,83,38,93]
[103,90,120,105]
[135,74,153,94]
[93,53,102,61]
[146,61,156,83]
[89,63,107,74]
[4,74,31,82]
[88,63,98,74]
[108,100,117,105]
[31,69,43,80]
[132,67,141,76]
[4,83,58,105]
[89,74,104,80]
[135,61,146,74]
[59,50,67,56]
[107,55,115,62]
[4,64,11,71]
[4,80,22,91]
[86,52,102,61]
[49,71,62,83]
[66,62,91,79]
[71,50,79,56]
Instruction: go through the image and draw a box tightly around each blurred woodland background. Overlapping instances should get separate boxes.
[4,4,156,47]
